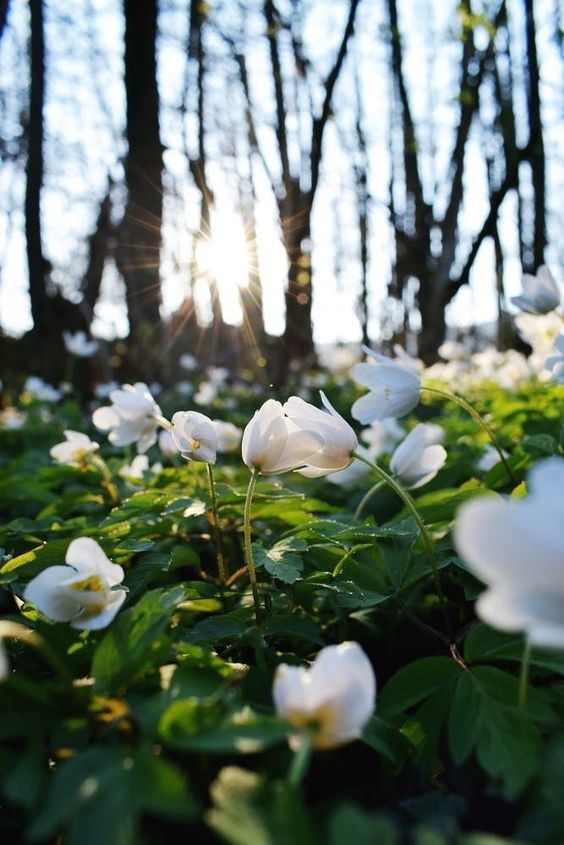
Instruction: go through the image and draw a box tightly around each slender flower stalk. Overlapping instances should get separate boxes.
[206,463,227,584]
[518,640,532,713]
[353,451,450,635]
[353,481,385,522]
[421,385,516,484]
[243,468,262,622]
[287,729,315,789]
[90,454,119,504]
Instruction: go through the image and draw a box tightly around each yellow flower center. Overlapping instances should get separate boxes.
[69,575,105,594]
[191,438,201,450]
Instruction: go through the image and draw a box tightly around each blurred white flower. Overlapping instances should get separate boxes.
[0,407,26,430]
[170,411,218,464]
[23,538,127,631]
[361,418,404,457]
[23,377,62,403]
[352,346,421,423]
[179,353,198,371]
[213,420,242,453]
[94,381,120,399]
[194,381,218,405]
[63,331,99,357]
[50,430,99,467]
[515,312,563,357]
[511,265,561,315]
[477,444,509,473]
[318,344,360,373]
[273,642,376,750]
[545,333,564,384]
[284,392,358,478]
[454,458,564,648]
[92,382,162,453]
[390,423,446,489]
[119,454,162,479]
[438,340,471,361]
[242,399,321,475]
[207,366,229,384]
[176,381,194,397]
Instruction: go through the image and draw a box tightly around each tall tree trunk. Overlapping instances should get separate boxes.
[117,0,163,356]
[26,0,48,339]
[524,0,546,271]
[0,0,9,40]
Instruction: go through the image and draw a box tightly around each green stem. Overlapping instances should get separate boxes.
[90,455,119,504]
[206,464,227,584]
[353,480,386,522]
[353,452,450,637]
[243,468,262,623]
[518,639,532,713]
[287,729,315,789]
[421,385,516,484]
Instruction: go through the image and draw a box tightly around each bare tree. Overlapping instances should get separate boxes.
[523,0,546,271]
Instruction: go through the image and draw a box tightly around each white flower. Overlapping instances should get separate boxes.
[23,538,127,631]
[273,642,376,750]
[179,353,198,371]
[318,344,360,373]
[361,418,404,457]
[92,382,162,454]
[283,392,359,478]
[454,458,564,648]
[511,265,561,315]
[23,377,62,403]
[0,407,26,430]
[352,346,421,423]
[242,399,322,476]
[170,411,218,464]
[390,423,447,489]
[50,430,100,467]
[438,340,471,361]
[194,381,218,406]
[158,429,177,457]
[63,330,99,357]
[94,381,120,399]
[213,420,242,453]
[477,444,509,473]
[545,333,564,384]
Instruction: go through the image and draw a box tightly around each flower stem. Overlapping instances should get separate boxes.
[243,468,262,623]
[155,414,172,431]
[353,451,451,637]
[90,455,119,504]
[287,729,315,789]
[421,385,516,484]
[353,480,386,522]
[518,639,532,713]
[206,464,227,584]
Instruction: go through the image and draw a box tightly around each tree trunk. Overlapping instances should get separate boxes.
[117,0,163,354]
[523,0,546,271]
[0,0,9,41]
[26,0,49,340]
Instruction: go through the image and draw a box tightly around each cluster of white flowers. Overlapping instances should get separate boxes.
[63,331,99,358]
[92,382,163,453]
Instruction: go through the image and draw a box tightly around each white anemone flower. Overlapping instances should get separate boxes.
[119,454,162,479]
[50,430,99,467]
[352,346,421,423]
[63,330,99,358]
[284,392,359,478]
[92,382,162,454]
[170,411,218,464]
[213,420,242,453]
[23,538,127,631]
[390,423,447,489]
[454,458,564,648]
[511,265,561,315]
[545,333,564,384]
[23,377,62,403]
[242,399,322,475]
[158,429,177,457]
[273,642,376,750]
[327,447,373,489]
[361,418,404,457]
[477,444,510,473]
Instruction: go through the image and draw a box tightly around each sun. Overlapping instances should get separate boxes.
[194,209,251,324]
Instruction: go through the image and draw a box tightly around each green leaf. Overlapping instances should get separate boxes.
[252,537,307,584]
[259,614,323,645]
[378,658,459,718]
[160,704,288,753]
[447,671,483,764]
[187,612,249,645]
[328,804,398,845]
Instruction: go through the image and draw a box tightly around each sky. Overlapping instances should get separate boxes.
[0,0,562,346]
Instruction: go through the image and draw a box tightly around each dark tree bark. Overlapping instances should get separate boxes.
[116,0,163,354]
[81,183,113,316]
[0,0,9,41]
[523,0,546,271]
[25,0,48,339]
